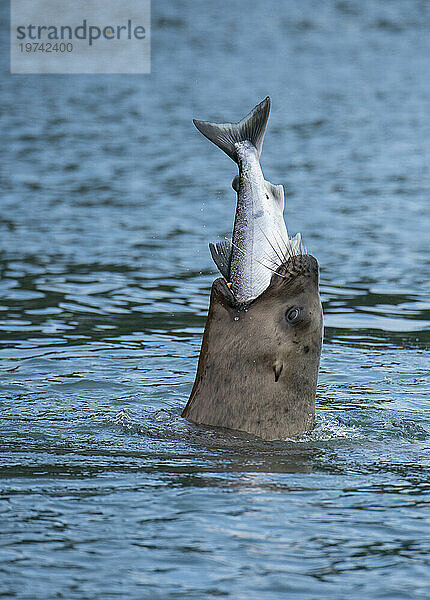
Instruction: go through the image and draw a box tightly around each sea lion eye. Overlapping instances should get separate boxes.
[285,307,301,324]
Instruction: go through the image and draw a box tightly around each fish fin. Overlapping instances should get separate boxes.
[209,240,232,280]
[264,181,285,211]
[232,175,240,193]
[193,97,271,163]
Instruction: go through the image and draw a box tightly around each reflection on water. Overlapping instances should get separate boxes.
[0,0,429,598]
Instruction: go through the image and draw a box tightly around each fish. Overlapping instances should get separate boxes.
[193,97,302,303]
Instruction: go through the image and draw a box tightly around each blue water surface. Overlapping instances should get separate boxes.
[0,1,429,598]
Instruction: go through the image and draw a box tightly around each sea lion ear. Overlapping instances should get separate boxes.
[264,181,285,211]
[232,175,240,193]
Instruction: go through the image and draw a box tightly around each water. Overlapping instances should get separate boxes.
[1,1,429,598]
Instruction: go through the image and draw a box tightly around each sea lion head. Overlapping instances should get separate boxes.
[182,254,323,441]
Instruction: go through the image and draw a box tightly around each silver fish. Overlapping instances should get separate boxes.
[194,97,302,303]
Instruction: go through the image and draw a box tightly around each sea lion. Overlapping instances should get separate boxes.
[182,254,323,441]
[182,98,323,440]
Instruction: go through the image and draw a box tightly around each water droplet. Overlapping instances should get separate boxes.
[234,316,239,321]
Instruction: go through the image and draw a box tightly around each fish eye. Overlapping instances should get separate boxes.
[285,307,301,324]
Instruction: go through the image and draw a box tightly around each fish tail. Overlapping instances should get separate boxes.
[193,97,270,162]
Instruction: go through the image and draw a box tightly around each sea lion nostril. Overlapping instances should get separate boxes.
[273,361,283,382]
[303,345,310,353]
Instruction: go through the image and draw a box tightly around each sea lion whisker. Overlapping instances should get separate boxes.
[262,248,285,271]
[258,260,288,278]
[255,224,286,267]
[280,233,296,261]
[230,239,287,277]
[274,231,291,263]
[256,246,292,278]
[257,225,283,260]
[267,227,290,264]
[277,232,293,262]
[277,229,298,261]
[274,233,291,264]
